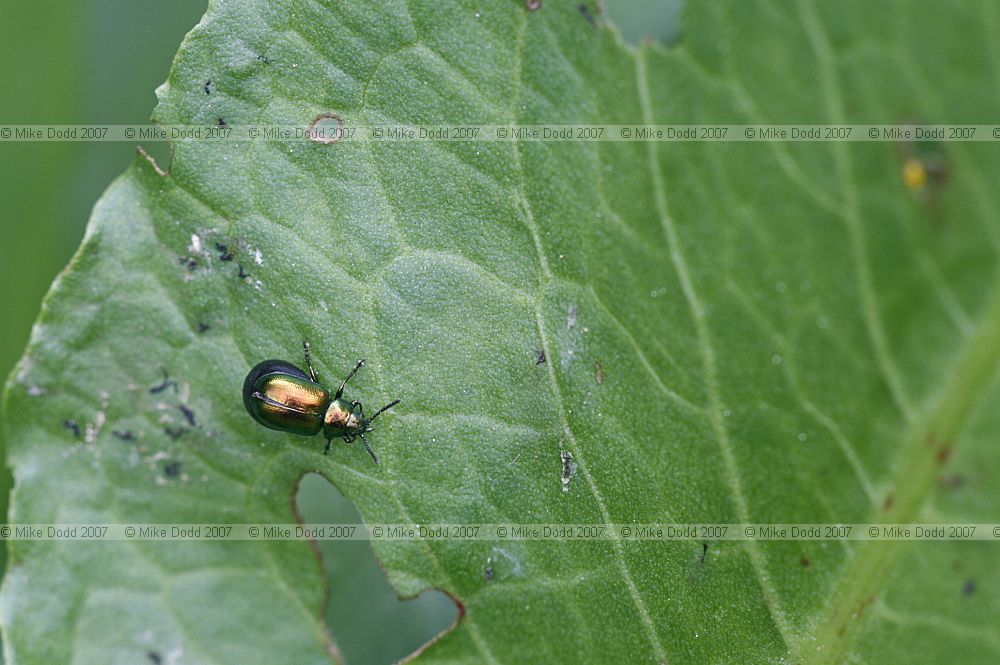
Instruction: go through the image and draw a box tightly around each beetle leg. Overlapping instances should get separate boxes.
[334,359,365,398]
[303,340,319,383]
[351,400,366,421]
[359,431,379,464]
[323,438,332,455]
[343,434,353,444]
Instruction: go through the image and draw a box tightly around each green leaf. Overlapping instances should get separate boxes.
[4,1,1000,663]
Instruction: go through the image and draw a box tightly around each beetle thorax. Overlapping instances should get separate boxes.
[323,399,361,436]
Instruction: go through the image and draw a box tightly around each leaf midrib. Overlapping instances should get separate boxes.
[633,1,1000,660]
[792,0,1000,661]
[802,270,1000,664]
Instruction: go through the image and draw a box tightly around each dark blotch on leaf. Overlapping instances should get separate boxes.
[197,321,210,334]
[112,430,135,441]
[217,117,227,127]
[238,263,250,281]
[164,426,187,440]
[163,461,182,478]
[147,652,163,665]
[881,494,894,512]
[149,368,178,394]
[179,404,197,427]
[215,243,234,261]
[577,3,595,25]
[938,473,965,490]
[203,80,211,94]
[963,579,976,596]
[63,419,81,438]
[801,557,810,568]
[535,350,546,365]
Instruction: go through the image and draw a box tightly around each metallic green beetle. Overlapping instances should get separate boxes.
[242,342,399,463]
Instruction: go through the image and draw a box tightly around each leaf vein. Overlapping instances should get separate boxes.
[635,45,796,652]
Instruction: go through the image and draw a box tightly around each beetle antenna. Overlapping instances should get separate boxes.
[359,431,378,464]
[335,359,365,398]
[303,341,318,382]
[368,398,400,423]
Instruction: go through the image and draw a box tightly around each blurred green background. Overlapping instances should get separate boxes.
[0,0,678,662]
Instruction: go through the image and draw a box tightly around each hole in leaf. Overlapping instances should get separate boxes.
[296,474,457,664]
[605,0,684,45]
[308,112,346,144]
